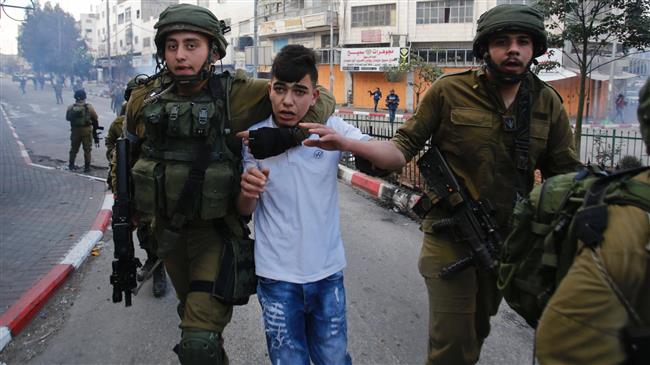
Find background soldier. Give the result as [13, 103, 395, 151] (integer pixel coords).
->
[302, 4, 581, 364]
[535, 79, 650, 365]
[65, 89, 100, 173]
[119, 4, 334, 364]
[53, 81, 64, 104]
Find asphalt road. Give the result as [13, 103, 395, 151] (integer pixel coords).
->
[0, 74, 534, 364]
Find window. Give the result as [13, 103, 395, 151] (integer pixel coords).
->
[416, 0, 473, 24]
[351, 4, 396, 27]
[119, 40, 123, 47]
[125, 7, 131, 22]
[134, 36, 139, 45]
[497, 0, 534, 4]
[143, 37, 151, 48]
[415, 48, 478, 65]
[321, 34, 339, 48]
[118, 13, 124, 25]
[126, 27, 132, 46]
[136, 9, 140, 19]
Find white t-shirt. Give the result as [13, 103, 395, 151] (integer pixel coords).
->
[242, 115, 370, 284]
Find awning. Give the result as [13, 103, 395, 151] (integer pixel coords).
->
[566, 68, 637, 81]
[537, 67, 577, 82]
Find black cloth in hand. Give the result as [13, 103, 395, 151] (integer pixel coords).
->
[248, 127, 299, 159]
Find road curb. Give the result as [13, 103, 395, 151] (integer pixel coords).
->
[0, 193, 113, 352]
[337, 165, 422, 215]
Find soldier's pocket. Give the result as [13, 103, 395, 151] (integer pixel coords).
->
[200, 161, 236, 220]
[447, 107, 495, 154]
[132, 159, 159, 216]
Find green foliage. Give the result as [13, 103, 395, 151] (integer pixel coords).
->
[534, 0, 650, 152]
[17, 2, 93, 78]
[592, 135, 623, 168]
[383, 52, 443, 107]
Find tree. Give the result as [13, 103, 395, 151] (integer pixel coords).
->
[535, 0, 650, 152]
[72, 44, 94, 80]
[383, 52, 443, 108]
[17, 1, 92, 78]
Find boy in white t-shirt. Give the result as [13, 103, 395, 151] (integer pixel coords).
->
[236, 45, 368, 365]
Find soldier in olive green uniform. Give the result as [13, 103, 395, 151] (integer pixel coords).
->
[303, 5, 580, 364]
[66, 89, 100, 173]
[535, 79, 650, 365]
[119, 4, 333, 364]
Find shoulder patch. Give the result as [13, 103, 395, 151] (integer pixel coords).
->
[437, 69, 473, 80]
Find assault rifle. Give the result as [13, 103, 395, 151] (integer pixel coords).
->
[416, 146, 502, 279]
[109, 138, 141, 306]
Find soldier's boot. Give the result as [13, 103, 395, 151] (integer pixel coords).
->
[83, 162, 91, 173]
[136, 257, 156, 282]
[68, 157, 77, 171]
[174, 330, 229, 365]
[152, 263, 167, 298]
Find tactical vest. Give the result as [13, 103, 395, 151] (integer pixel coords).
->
[69, 104, 91, 127]
[131, 73, 238, 221]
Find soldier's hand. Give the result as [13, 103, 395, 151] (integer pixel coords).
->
[94, 138, 100, 148]
[300, 123, 346, 151]
[240, 167, 270, 199]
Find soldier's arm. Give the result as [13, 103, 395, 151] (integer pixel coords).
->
[391, 83, 442, 163]
[538, 92, 582, 178]
[229, 70, 334, 136]
[88, 104, 100, 125]
[105, 117, 123, 162]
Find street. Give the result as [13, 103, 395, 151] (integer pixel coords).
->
[0, 74, 534, 364]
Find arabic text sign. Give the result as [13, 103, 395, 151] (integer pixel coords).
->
[341, 47, 401, 72]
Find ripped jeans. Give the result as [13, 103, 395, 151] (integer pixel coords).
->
[257, 271, 352, 365]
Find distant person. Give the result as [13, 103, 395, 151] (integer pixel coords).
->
[53, 82, 64, 104]
[368, 87, 382, 112]
[38, 74, 45, 90]
[32, 76, 37, 90]
[19, 77, 26, 94]
[385, 89, 400, 123]
[615, 93, 627, 123]
[65, 89, 100, 173]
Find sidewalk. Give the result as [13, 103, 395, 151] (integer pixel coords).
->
[0, 106, 111, 351]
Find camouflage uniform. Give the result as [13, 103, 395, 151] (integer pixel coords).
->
[66, 93, 99, 172]
[390, 5, 581, 364]
[535, 78, 650, 365]
[120, 4, 334, 364]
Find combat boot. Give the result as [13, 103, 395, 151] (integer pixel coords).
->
[83, 163, 91, 173]
[153, 264, 167, 298]
[68, 159, 77, 170]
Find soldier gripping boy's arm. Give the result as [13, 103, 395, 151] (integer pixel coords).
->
[304, 5, 581, 364]
[111, 4, 335, 364]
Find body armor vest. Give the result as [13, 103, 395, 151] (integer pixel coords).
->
[131, 73, 239, 221]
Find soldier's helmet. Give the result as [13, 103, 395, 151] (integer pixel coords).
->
[154, 4, 228, 61]
[74, 89, 87, 101]
[638, 78, 650, 154]
[473, 4, 547, 60]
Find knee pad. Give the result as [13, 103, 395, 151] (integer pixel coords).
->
[177, 329, 228, 365]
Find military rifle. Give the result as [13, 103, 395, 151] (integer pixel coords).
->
[109, 138, 141, 306]
[416, 146, 502, 279]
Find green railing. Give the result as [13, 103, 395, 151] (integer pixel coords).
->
[335, 113, 647, 192]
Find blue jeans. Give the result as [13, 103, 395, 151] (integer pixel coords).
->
[257, 271, 352, 365]
[388, 108, 396, 123]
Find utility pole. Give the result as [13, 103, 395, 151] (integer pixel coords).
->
[607, 40, 617, 122]
[106, 0, 112, 83]
[329, 0, 334, 94]
[253, 0, 258, 78]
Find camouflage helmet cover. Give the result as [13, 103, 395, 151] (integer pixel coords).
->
[473, 4, 548, 60]
[154, 4, 228, 59]
[638, 78, 650, 154]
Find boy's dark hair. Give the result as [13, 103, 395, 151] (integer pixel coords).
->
[271, 44, 318, 85]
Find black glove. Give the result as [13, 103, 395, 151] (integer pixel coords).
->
[93, 126, 104, 148]
[354, 155, 392, 178]
[248, 127, 299, 159]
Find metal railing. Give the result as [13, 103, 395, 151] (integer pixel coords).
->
[335, 113, 647, 193]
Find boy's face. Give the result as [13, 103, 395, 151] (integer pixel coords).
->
[268, 74, 319, 127]
[164, 31, 213, 77]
